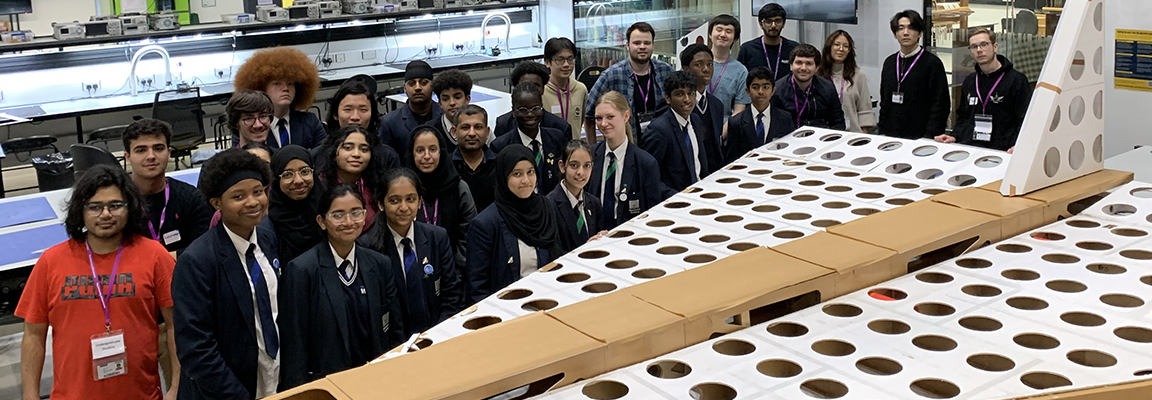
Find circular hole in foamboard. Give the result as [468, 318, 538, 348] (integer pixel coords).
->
[1115, 326, 1152, 343]
[851, 208, 881, 216]
[909, 378, 961, 399]
[947, 175, 977, 187]
[701, 192, 726, 199]
[772, 173, 798, 181]
[850, 156, 876, 166]
[823, 201, 851, 209]
[582, 380, 630, 400]
[1031, 231, 1066, 241]
[1122, 249, 1152, 260]
[913, 335, 958, 352]
[728, 164, 749, 170]
[861, 176, 888, 183]
[462, 315, 502, 330]
[671, 226, 701, 235]
[799, 180, 825, 187]
[713, 339, 756, 356]
[1067, 349, 1118, 368]
[1050, 105, 1062, 132]
[632, 268, 666, 279]
[856, 357, 903, 376]
[812, 339, 856, 357]
[1061, 311, 1106, 327]
[1042, 253, 1082, 264]
[690, 208, 718, 216]
[915, 302, 956, 317]
[886, 198, 914, 207]
[582, 282, 617, 294]
[688, 383, 737, 400]
[913, 145, 939, 157]
[1022, 372, 1073, 390]
[1070, 140, 1086, 170]
[792, 194, 820, 202]
[629, 237, 658, 246]
[879, 141, 903, 151]
[497, 288, 533, 300]
[822, 303, 863, 317]
[647, 219, 675, 227]
[922, 188, 948, 195]
[750, 169, 773, 175]
[811, 219, 842, 228]
[1138, 370, 1152, 376]
[783, 212, 812, 221]
[766, 188, 793, 196]
[557, 272, 591, 283]
[579, 250, 610, 259]
[646, 360, 692, 379]
[1007, 296, 1050, 311]
[974, 155, 1003, 168]
[753, 204, 781, 213]
[996, 243, 1032, 253]
[760, 156, 784, 162]
[1113, 228, 1148, 237]
[825, 185, 853, 193]
[821, 151, 845, 161]
[664, 201, 691, 209]
[608, 230, 634, 238]
[765, 142, 789, 151]
[657, 246, 688, 255]
[968, 354, 1017, 372]
[728, 242, 758, 252]
[775, 230, 805, 239]
[892, 182, 920, 190]
[745, 223, 775, 231]
[1066, 219, 1101, 228]
[684, 254, 718, 264]
[1086, 263, 1126, 275]
[1093, 1, 1103, 31]
[916, 272, 954, 284]
[1076, 241, 1114, 251]
[956, 258, 993, 269]
[726, 199, 753, 207]
[541, 263, 563, 273]
[606, 259, 639, 269]
[799, 379, 849, 399]
[1144, 275, 1152, 287]
[413, 337, 434, 349]
[868, 288, 908, 301]
[959, 316, 1003, 332]
[700, 234, 731, 243]
[856, 192, 884, 199]
[767, 322, 809, 337]
[739, 182, 765, 189]
[1103, 203, 1138, 216]
[717, 177, 740, 184]
[793, 146, 817, 155]
[522, 299, 559, 312]
[943, 150, 971, 162]
[916, 169, 944, 180]
[1071, 50, 1086, 80]
[962, 284, 1003, 297]
[1047, 280, 1088, 293]
[868, 319, 911, 335]
[848, 137, 872, 146]
[1002, 269, 1041, 281]
[793, 130, 815, 138]
[1015, 333, 1061, 350]
[1101, 293, 1145, 308]
[1093, 90, 1104, 121]
[686, 187, 704, 193]
[1043, 147, 1061, 178]
[1132, 187, 1152, 199]
[808, 165, 833, 172]
[834, 171, 861, 178]
[1070, 96, 1087, 126]
[758, 359, 803, 378]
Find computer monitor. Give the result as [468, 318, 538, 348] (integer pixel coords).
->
[0, 0, 32, 15]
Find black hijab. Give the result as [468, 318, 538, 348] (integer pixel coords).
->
[268, 145, 325, 263]
[494, 145, 563, 258]
[405, 128, 464, 242]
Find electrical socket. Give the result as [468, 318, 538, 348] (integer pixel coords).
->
[213, 68, 228, 81]
[335, 53, 345, 63]
[81, 81, 101, 96]
[361, 50, 376, 60]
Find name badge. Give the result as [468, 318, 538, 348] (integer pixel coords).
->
[91, 330, 127, 381]
[974, 114, 993, 142]
[628, 200, 641, 214]
[892, 92, 905, 104]
[968, 96, 978, 106]
[162, 230, 181, 245]
[551, 105, 562, 114]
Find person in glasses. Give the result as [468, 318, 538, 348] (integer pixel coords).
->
[405, 126, 477, 269]
[817, 30, 876, 133]
[737, 3, 797, 81]
[543, 38, 589, 142]
[267, 145, 325, 264]
[229, 90, 276, 148]
[937, 28, 1030, 152]
[279, 183, 405, 389]
[358, 168, 465, 335]
[17, 165, 179, 400]
[494, 61, 574, 140]
[490, 83, 565, 195]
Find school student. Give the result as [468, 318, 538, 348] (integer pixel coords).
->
[267, 145, 325, 264]
[680, 43, 726, 144]
[542, 38, 590, 141]
[425, 69, 475, 154]
[358, 169, 465, 335]
[242, 142, 273, 164]
[466, 145, 564, 304]
[494, 61, 574, 140]
[878, 9, 950, 139]
[317, 126, 389, 232]
[379, 61, 443, 152]
[724, 66, 797, 163]
[234, 47, 326, 149]
[452, 104, 499, 211]
[228, 90, 275, 148]
[547, 140, 604, 255]
[174, 149, 279, 400]
[406, 126, 478, 267]
[324, 81, 401, 169]
[641, 71, 723, 192]
[771, 44, 847, 130]
[737, 3, 798, 81]
[490, 83, 566, 195]
[585, 91, 671, 230]
[279, 184, 406, 389]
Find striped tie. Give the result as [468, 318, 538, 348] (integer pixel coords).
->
[575, 201, 586, 235]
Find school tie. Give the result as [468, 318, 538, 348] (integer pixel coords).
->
[401, 238, 416, 275]
[756, 112, 766, 144]
[246, 244, 278, 359]
[602, 152, 617, 224]
[339, 260, 354, 283]
[682, 124, 698, 183]
[277, 119, 289, 148]
[531, 139, 543, 192]
[399, 237, 428, 330]
[575, 200, 586, 235]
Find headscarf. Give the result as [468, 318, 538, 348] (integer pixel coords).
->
[405, 128, 462, 238]
[494, 145, 563, 258]
[268, 145, 325, 262]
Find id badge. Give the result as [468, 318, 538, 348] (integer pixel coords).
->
[974, 114, 993, 142]
[628, 200, 640, 214]
[551, 105, 562, 114]
[91, 329, 127, 381]
[162, 230, 181, 245]
[892, 92, 905, 104]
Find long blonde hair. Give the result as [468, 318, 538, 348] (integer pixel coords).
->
[594, 91, 634, 143]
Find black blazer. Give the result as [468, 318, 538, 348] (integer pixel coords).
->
[465, 205, 556, 304]
[546, 184, 602, 254]
[278, 242, 405, 389]
[173, 224, 280, 400]
[489, 126, 565, 195]
[723, 105, 797, 163]
[231, 110, 327, 150]
[493, 111, 574, 140]
[692, 92, 726, 145]
[378, 103, 444, 152]
[357, 221, 465, 335]
[420, 117, 457, 155]
[640, 110, 723, 192]
[585, 141, 672, 230]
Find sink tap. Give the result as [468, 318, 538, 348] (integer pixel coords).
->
[480, 12, 511, 56]
[129, 45, 173, 96]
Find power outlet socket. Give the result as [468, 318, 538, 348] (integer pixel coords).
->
[335, 53, 345, 63]
[81, 81, 101, 96]
[213, 68, 228, 81]
[361, 50, 376, 60]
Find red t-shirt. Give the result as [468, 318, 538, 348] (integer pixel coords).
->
[16, 236, 175, 400]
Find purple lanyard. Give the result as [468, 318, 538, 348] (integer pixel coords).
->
[894, 46, 925, 92]
[708, 58, 730, 95]
[791, 77, 812, 127]
[975, 72, 1006, 114]
[86, 243, 124, 332]
[147, 182, 170, 242]
[837, 76, 847, 101]
[553, 79, 571, 121]
[420, 199, 439, 225]
[632, 63, 653, 108]
[762, 39, 783, 81]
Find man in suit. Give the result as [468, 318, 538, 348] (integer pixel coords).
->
[493, 61, 574, 140]
[173, 149, 280, 400]
[724, 66, 796, 163]
[680, 43, 726, 145]
[640, 71, 723, 192]
[490, 83, 566, 195]
[233, 47, 326, 149]
[379, 61, 444, 153]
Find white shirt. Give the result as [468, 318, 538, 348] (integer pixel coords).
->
[517, 238, 538, 278]
[441, 115, 458, 145]
[561, 182, 581, 209]
[696, 90, 708, 113]
[900, 46, 923, 58]
[329, 243, 358, 285]
[270, 113, 291, 147]
[601, 138, 628, 202]
[754, 103, 773, 143]
[389, 223, 416, 282]
[518, 128, 541, 149]
[223, 224, 280, 398]
[673, 112, 703, 180]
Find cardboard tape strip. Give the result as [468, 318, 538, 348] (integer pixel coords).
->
[1038, 82, 1062, 94]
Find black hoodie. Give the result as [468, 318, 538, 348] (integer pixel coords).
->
[952, 54, 1032, 151]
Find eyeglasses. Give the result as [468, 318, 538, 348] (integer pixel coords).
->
[550, 56, 576, 66]
[514, 106, 544, 114]
[327, 208, 367, 222]
[968, 41, 993, 50]
[762, 18, 785, 26]
[832, 43, 851, 50]
[241, 114, 272, 126]
[280, 167, 314, 181]
[85, 201, 128, 217]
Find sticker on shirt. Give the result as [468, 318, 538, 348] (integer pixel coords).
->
[162, 230, 181, 245]
[92, 330, 127, 381]
[974, 114, 993, 142]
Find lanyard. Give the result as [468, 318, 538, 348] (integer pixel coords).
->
[632, 64, 653, 110]
[420, 199, 439, 225]
[147, 181, 170, 242]
[708, 58, 730, 95]
[86, 243, 125, 332]
[762, 39, 783, 81]
[791, 77, 812, 128]
[894, 46, 925, 92]
[975, 72, 1006, 114]
[552, 78, 571, 122]
[837, 75, 847, 101]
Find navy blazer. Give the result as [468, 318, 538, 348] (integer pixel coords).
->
[231, 110, 327, 150]
[489, 126, 565, 195]
[640, 110, 723, 192]
[378, 103, 444, 153]
[465, 205, 556, 304]
[692, 92, 726, 145]
[546, 184, 602, 254]
[493, 111, 574, 140]
[586, 141, 672, 230]
[723, 105, 797, 164]
[173, 224, 279, 400]
[356, 221, 464, 335]
[278, 242, 405, 389]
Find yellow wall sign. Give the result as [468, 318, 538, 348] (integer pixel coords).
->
[1115, 29, 1152, 92]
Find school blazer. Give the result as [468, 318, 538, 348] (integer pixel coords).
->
[489, 126, 565, 195]
[723, 106, 797, 164]
[230, 110, 327, 150]
[546, 184, 602, 254]
[356, 221, 465, 335]
[173, 224, 280, 400]
[692, 92, 726, 144]
[378, 103, 444, 152]
[640, 110, 723, 192]
[586, 141, 672, 230]
[465, 205, 556, 304]
[278, 242, 405, 390]
[493, 111, 574, 140]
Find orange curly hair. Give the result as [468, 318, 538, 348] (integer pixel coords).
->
[233, 47, 320, 111]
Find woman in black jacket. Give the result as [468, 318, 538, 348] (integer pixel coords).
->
[267, 145, 325, 263]
[405, 126, 478, 268]
[547, 140, 604, 254]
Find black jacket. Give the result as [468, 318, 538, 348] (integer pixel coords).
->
[465, 205, 557, 304]
[231, 110, 327, 150]
[737, 36, 799, 81]
[952, 55, 1032, 151]
[278, 242, 405, 389]
[771, 76, 846, 130]
[489, 126, 566, 195]
[546, 184, 602, 254]
[640, 110, 723, 192]
[723, 105, 797, 163]
[878, 48, 951, 139]
[147, 177, 213, 254]
[693, 92, 726, 144]
[493, 111, 574, 140]
[585, 141, 672, 230]
[378, 103, 444, 152]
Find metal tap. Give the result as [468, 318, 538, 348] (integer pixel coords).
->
[480, 12, 511, 56]
[129, 45, 173, 96]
